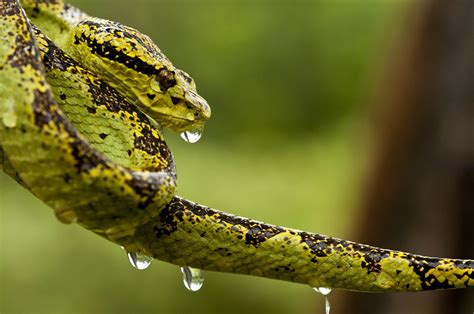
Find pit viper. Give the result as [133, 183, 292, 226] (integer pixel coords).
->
[1, 0, 473, 293]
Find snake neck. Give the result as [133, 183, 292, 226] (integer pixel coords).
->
[20, 0, 87, 48]
[21, 4, 147, 123]
[20, 3, 126, 100]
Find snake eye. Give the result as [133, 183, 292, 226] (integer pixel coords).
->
[155, 68, 176, 91]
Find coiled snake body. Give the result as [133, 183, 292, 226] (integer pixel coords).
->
[1, 0, 473, 293]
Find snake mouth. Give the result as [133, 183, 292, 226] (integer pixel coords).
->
[153, 112, 205, 133]
[147, 95, 211, 133]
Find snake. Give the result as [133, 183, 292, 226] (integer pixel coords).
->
[1, 0, 473, 293]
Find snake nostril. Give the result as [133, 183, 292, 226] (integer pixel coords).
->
[171, 96, 180, 105]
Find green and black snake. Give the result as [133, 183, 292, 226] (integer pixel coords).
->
[0, 0, 473, 293]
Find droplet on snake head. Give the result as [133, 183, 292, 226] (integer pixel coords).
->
[313, 287, 332, 314]
[127, 252, 153, 270]
[180, 127, 203, 144]
[180, 266, 204, 291]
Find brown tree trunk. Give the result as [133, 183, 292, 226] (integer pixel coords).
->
[336, 0, 473, 313]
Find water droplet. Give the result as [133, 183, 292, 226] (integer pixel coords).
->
[324, 296, 330, 314]
[127, 252, 153, 270]
[314, 287, 332, 314]
[180, 266, 204, 291]
[313, 287, 332, 295]
[180, 127, 203, 144]
[54, 209, 78, 224]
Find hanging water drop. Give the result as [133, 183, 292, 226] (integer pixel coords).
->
[180, 266, 204, 291]
[313, 287, 332, 295]
[180, 127, 203, 144]
[313, 287, 332, 314]
[54, 209, 78, 224]
[323, 296, 330, 314]
[127, 252, 153, 270]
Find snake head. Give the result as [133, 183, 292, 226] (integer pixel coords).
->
[148, 67, 211, 132]
[68, 17, 211, 133]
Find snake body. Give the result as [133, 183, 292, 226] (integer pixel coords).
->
[1, 0, 473, 293]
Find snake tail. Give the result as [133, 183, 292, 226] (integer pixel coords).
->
[129, 196, 474, 292]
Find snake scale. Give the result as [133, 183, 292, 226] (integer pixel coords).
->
[1, 0, 473, 293]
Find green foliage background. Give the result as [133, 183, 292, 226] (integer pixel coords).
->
[1, 0, 407, 313]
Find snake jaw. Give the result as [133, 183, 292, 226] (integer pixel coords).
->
[146, 101, 208, 133]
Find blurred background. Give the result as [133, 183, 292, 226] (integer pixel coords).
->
[1, 0, 472, 313]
